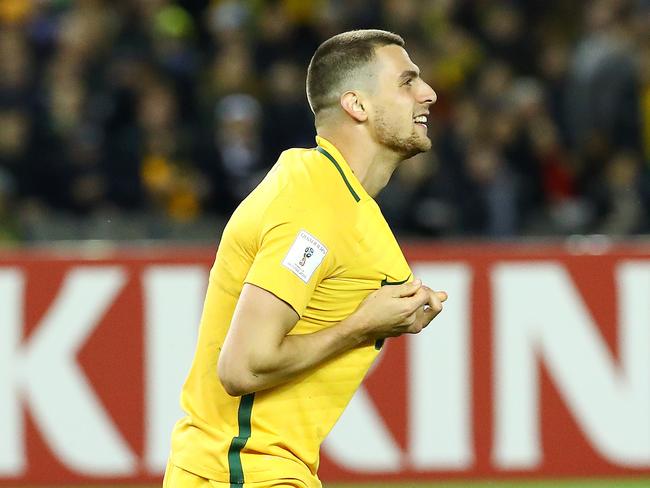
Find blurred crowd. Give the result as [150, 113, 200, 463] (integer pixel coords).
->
[0, 0, 649, 241]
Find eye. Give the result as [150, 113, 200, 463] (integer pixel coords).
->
[403, 78, 413, 87]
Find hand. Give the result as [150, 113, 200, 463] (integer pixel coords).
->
[351, 279, 448, 342]
[415, 285, 448, 333]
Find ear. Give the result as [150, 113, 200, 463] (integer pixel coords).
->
[340, 91, 368, 122]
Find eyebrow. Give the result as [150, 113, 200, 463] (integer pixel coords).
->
[398, 69, 420, 82]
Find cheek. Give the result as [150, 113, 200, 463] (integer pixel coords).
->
[387, 110, 413, 133]
[386, 100, 412, 122]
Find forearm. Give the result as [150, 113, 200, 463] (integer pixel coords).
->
[219, 314, 371, 396]
[258, 316, 371, 376]
[218, 279, 442, 396]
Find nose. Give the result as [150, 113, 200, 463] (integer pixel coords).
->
[420, 80, 437, 106]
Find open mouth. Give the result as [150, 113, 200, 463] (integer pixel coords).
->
[414, 114, 428, 129]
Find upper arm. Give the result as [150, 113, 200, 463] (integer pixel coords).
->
[218, 193, 336, 395]
[218, 283, 299, 395]
[244, 190, 336, 317]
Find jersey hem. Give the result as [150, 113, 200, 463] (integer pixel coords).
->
[171, 453, 318, 486]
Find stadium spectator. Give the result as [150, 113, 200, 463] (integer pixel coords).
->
[0, 0, 648, 241]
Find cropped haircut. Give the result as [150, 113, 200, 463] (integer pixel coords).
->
[306, 29, 405, 117]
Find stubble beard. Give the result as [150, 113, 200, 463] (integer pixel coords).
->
[374, 107, 432, 160]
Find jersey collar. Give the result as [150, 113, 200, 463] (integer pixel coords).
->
[315, 136, 370, 203]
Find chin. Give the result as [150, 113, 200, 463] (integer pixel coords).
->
[401, 136, 431, 158]
[378, 129, 432, 158]
[417, 135, 432, 152]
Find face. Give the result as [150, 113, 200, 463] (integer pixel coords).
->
[366, 44, 437, 158]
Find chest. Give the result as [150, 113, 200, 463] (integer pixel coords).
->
[303, 202, 411, 326]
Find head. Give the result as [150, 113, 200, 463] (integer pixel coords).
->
[307, 29, 436, 158]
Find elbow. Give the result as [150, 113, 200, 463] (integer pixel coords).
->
[217, 356, 257, 397]
[220, 378, 251, 398]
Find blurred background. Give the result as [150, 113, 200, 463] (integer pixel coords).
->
[0, 0, 649, 243]
[1, 2, 650, 487]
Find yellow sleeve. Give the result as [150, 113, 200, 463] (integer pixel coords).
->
[244, 205, 335, 317]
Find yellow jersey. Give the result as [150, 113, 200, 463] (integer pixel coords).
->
[170, 136, 412, 487]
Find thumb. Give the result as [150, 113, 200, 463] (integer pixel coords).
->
[395, 278, 422, 298]
[435, 291, 448, 302]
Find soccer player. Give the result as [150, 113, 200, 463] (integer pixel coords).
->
[165, 29, 447, 488]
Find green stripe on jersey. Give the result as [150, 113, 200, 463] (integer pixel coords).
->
[228, 393, 255, 486]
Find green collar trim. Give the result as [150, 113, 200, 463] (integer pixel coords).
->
[316, 146, 361, 203]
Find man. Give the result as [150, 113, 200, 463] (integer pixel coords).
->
[165, 29, 447, 488]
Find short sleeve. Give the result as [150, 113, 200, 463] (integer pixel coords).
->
[244, 215, 334, 317]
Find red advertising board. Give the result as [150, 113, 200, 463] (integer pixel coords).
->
[1, 242, 649, 485]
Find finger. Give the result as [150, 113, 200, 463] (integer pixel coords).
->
[394, 278, 422, 298]
[422, 287, 433, 312]
[406, 320, 425, 334]
[403, 311, 417, 327]
[420, 288, 448, 310]
[401, 287, 431, 311]
[421, 286, 448, 302]
[423, 288, 444, 315]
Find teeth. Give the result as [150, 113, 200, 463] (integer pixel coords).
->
[414, 115, 427, 124]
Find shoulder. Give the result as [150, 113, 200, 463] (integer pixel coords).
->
[229, 147, 359, 254]
[265, 148, 357, 222]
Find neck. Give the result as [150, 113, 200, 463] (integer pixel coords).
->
[317, 125, 402, 197]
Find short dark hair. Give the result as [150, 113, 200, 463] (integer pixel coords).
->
[306, 29, 405, 116]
